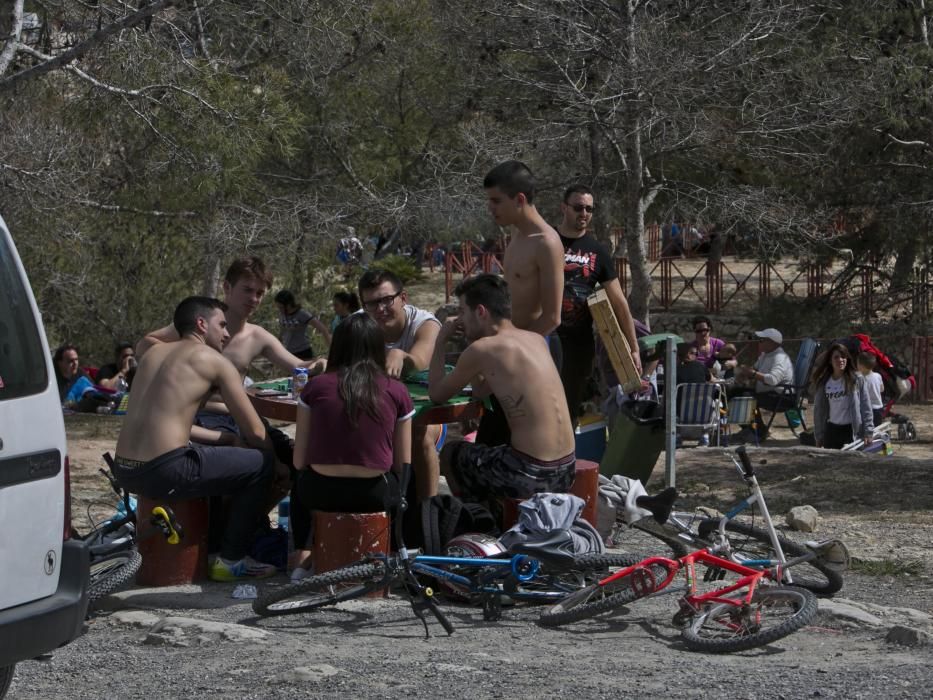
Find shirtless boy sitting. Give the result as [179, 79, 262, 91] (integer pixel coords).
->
[428, 274, 576, 502]
[137, 256, 324, 448]
[113, 297, 278, 581]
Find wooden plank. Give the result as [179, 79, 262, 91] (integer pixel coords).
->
[587, 289, 643, 393]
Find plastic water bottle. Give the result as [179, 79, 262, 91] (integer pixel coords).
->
[292, 367, 308, 398]
[277, 496, 290, 531]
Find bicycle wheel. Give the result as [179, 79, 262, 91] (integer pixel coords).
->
[538, 561, 668, 627]
[505, 553, 642, 603]
[88, 548, 142, 602]
[615, 517, 690, 559]
[252, 561, 386, 617]
[682, 585, 818, 653]
[699, 519, 843, 595]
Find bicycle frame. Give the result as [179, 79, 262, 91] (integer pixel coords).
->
[651, 449, 800, 583]
[603, 548, 776, 618]
[411, 554, 540, 595]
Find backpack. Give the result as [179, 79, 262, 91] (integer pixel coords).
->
[402, 495, 498, 555]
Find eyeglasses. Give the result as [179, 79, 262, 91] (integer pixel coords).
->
[694, 327, 710, 333]
[569, 204, 594, 214]
[362, 291, 402, 311]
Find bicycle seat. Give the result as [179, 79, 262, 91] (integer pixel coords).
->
[506, 531, 578, 569]
[634, 487, 678, 524]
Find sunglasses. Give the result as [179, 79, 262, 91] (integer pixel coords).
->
[569, 204, 594, 213]
[362, 291, 401, 312]
[694, 327, 710, 333]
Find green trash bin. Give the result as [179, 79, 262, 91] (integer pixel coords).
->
[600, 400, 666, 485]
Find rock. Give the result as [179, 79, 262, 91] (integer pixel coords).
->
[786, 505, 819, 532]
[818, 600, 884, 626]
[271, 665, 341, 684]
[110, 610, 161, 628]
[885, 625, 931, 647]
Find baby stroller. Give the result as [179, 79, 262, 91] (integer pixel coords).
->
[835, 333, 917, 441]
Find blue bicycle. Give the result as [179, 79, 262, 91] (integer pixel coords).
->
[252, 468, 636, 633]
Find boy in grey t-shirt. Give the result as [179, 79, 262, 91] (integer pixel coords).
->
[857, 352, 885, 426]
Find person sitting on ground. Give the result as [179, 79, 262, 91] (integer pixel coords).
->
[429, 274, 576, 504]
[359, 268, 442, 501]
[112, 296, 280, 581]
[330, 290, 360, 333]
[289, 313, 413, 580]
[53, 344, 89, 404]
[95, 342, 137, 391]
[689, 316, 729, 371]
[811, 343, 874, 450]
[273, 289, 332, 361]
[856, 352, 885, 427]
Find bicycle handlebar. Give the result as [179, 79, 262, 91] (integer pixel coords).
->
[735, 446, 754, 477]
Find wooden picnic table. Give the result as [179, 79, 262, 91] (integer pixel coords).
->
[247, 378, 484, 426]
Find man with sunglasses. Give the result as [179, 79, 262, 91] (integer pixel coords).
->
[556, 185, 641, 424]
[358, 268, 442, 500]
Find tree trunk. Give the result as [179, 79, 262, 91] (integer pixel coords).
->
[620, 0, 651, 325]
[588, 122, 612, 248]
[200, 258, 221, 297]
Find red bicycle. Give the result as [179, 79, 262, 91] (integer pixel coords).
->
[540, 534, 818, 652]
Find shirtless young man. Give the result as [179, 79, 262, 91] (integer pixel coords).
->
[480, 161, 566, 446]
[483, 161, 565, 341]
[137, 257, 324, 446]
[429, 275, 576, 502]
[358, 269, 442, 500]
[113, 297, 278, 581]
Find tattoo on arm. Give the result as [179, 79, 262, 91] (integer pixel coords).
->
[500, 394, 526, 418]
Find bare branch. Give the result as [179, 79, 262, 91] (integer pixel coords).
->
[0, 0, 25, 77]
[76, 199, 200, 218]
[0, 0, 175, 92]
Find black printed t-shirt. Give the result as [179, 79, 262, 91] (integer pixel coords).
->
[557, 231, 618, 339]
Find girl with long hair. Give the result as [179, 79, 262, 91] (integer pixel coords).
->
[810, 343, 874, 449]
[290, 313, 413, 577]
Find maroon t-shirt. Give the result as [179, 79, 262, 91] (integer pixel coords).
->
[298, 372, 414, 472]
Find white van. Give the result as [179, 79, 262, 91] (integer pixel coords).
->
[0, 214, 89, 697]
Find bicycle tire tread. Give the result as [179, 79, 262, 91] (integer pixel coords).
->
[252, 561, 385, 617]
[88, 549, 142, 602]
[701, 519, 843, 595]
[681, 585, 818, 653]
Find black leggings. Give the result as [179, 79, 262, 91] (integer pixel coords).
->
[823, 422, 854, 450]
[559, 333, 596, 426]
[290, 469, 397, 551]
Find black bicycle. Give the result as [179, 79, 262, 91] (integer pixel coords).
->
[75, 453, 183, 604]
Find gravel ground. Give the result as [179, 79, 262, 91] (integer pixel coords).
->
[13, 405, 930, 699]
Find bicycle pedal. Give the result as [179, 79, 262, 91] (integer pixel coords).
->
[150, 506, 183, 544]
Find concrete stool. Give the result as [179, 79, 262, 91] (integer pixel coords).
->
[313, 511, 390, 597]
[136, 497, 210, 586]
[500, 459, 600, 531]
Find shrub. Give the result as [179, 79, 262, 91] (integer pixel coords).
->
[368, 254, 424, 285]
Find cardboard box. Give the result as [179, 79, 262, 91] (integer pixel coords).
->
[587, 289, 642, 393]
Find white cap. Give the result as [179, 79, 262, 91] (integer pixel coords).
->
[754, 328, 783, 345]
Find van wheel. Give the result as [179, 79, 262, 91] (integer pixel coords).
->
[0, 664, 15, 699]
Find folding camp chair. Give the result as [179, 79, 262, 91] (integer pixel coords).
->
[675, 383, 724, 446]
[758, 337, 820, 435]
[723, 395, 759, 447]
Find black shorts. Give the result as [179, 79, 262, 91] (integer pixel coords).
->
[445, 441, 575, 503]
